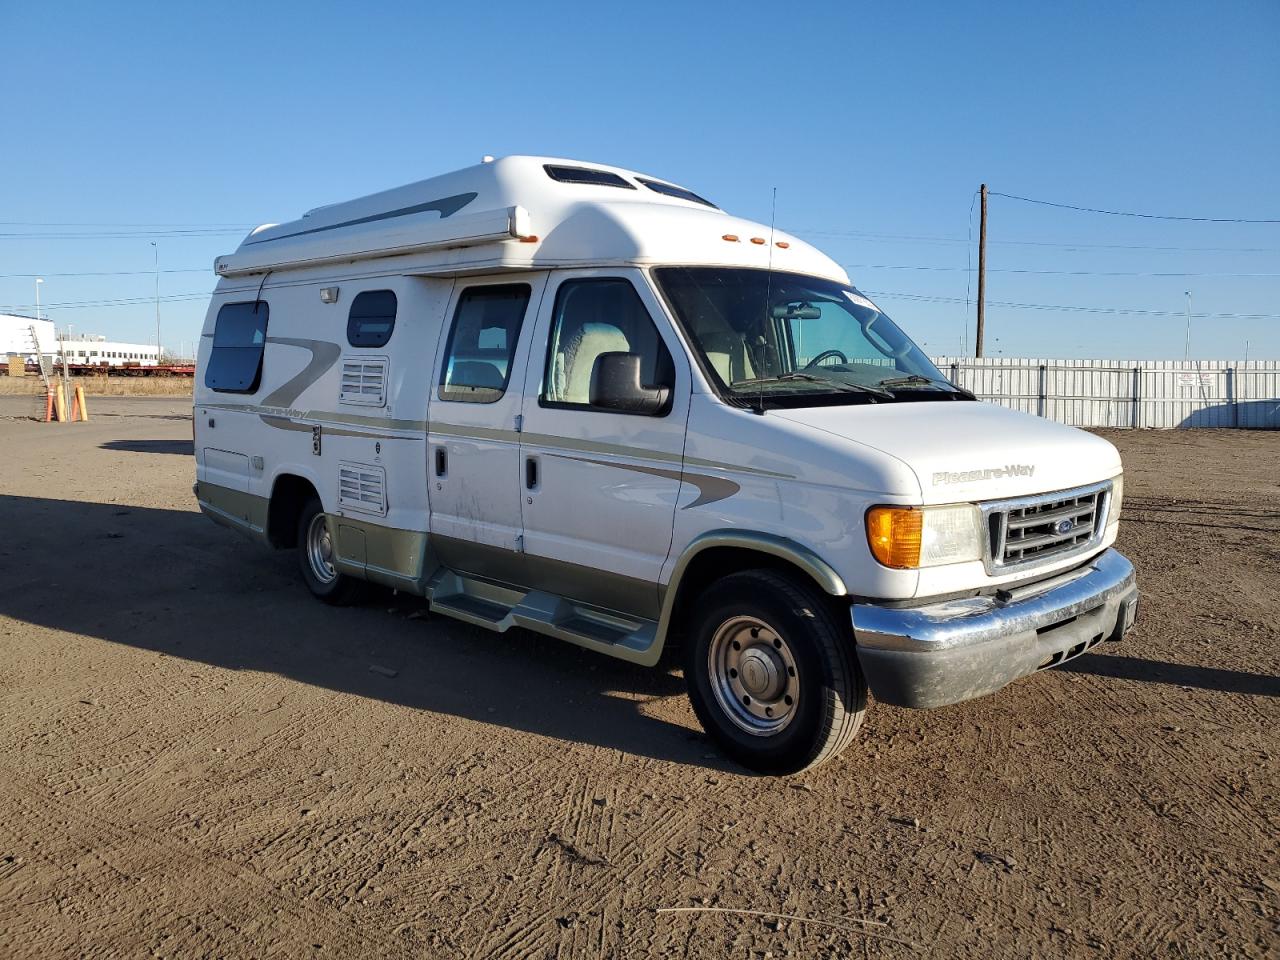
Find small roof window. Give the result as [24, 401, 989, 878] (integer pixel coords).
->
[543, 164, 636, 189]
[637, 177, 717, 208]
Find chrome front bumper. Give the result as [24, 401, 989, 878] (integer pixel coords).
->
[852, 548, 1138, 708]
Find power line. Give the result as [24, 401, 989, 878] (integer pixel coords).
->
[0, 229, 247, 240]
[989, 191, 1280, 224]
[0, 268, 208, 279]
[5, 262, 1274, 282]
[845, 263, 1280, 278]
[0, 292, 211, 312]
[9, 283, 1280, 323]
[864, 289, 1280, 321]
[0, 221, 254, 228]
[793, 227, 1280, 253]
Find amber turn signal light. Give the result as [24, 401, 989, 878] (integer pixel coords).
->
[866, 507, 923, 569]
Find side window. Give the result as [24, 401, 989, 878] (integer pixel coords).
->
[205, 301, 269, 394]
[542, 278, 673, 411]
[438, 284, 531, 403]
[347, 290, 397, 348]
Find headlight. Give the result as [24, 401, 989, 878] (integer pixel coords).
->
[866, 504, 984, 569]
[1109, 474, 1123, 522]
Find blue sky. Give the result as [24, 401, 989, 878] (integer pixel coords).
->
[2, 0, 1277, 359]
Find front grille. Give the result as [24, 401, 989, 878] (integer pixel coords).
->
[986, 482, 1109, 571]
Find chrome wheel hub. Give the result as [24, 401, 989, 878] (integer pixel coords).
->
[707, 615, 800, 736]
[306, 513, 337, 585]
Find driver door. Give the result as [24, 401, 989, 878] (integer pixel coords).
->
[516, 269, 690, 620]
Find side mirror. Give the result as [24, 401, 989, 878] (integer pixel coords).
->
[589, 352, 670, 415]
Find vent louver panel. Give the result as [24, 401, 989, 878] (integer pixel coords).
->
[338, 462, 387, 515]
[339, 357, 387, 407]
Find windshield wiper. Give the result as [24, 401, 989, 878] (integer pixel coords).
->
[734, 372, 893, 398]
[878, 374, 975, 398]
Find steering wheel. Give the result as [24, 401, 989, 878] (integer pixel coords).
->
[804, 349, 848, 369]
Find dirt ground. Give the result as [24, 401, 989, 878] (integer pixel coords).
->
[0, 398, 1276, 959]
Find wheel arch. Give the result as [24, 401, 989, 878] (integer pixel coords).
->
[267, 472, 321, 548]
[651, 531, 848, 665]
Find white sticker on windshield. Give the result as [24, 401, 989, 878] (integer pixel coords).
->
[843, 290, 878, 311]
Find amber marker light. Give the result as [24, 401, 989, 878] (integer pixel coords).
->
[750, 237, 766, 244]
[722, 234, 740, 242]
[775, 241, 790, 249]
[866, 506, 923, 569]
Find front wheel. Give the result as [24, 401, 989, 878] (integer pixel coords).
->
[297, 496, 368, 605]
[684, 569, 867, 774]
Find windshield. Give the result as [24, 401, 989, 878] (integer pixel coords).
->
[653, 267, 966, 409]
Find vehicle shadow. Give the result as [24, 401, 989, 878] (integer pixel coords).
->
[0, 494, 724, 770]
[100, 439, 195, 455]
[1061, 653, 1279, 698]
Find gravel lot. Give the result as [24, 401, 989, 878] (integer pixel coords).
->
[1, 398, 1276, 958]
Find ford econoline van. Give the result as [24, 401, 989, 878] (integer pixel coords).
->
[194, 156, 1138, 773]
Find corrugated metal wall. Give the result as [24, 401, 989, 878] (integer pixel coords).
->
[930, 358, 1280, 429]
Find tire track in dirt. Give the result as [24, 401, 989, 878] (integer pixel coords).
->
[0, 768, 414, 959]
[477, 771, 701, 960]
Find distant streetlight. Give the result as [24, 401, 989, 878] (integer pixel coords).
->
[1183, 291, 1193, 363]
[34, 277, 43, 322]
[151, 241, 162, 363]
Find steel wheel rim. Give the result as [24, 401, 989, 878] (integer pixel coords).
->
[707, 615, 800, 736]
[306, 512, 337, 585]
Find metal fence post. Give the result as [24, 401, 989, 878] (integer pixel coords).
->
[1038, 364, 1047, 418]
[950, 361, 959, 388]
[1229, 366, 1239, 428]
[1131, 366, 1141, 428]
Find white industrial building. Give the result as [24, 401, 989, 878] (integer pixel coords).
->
[0, 314, 160, 368]
[0, 313, 57, 361]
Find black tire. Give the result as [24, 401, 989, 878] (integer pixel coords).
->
[684, 569, 867, 775]
[296, 496, 368, 606]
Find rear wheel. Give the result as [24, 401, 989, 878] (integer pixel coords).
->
[297, 496, 367, 605]
[684, 569, 866, 774]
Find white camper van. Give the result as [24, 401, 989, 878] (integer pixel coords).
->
[194, 156, 1138, 773]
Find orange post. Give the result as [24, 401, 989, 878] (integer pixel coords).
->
[71, 384, 89, 422]
[44, 386, 55, 422]
[53, 383, 67, 422]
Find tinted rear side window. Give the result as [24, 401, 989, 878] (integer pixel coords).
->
[205, 301, 268, 393]
[637, 177, 716, 208]
[438, 284, 532, 403]
[543, 165, 636, 189]
[347, 290, 397, 347]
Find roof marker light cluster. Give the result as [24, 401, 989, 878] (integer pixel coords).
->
[721, 234, 789, 249]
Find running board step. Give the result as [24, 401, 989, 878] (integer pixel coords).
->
[424, 569, 658, 663]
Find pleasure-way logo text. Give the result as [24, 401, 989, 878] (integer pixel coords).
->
[932, 464, 1036, 485]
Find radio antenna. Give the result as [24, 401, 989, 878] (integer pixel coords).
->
[755, 186, 778, 415]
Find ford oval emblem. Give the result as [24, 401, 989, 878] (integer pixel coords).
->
[1054, 518, 1075, 535]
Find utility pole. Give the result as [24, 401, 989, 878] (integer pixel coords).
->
[975, 184, 988, 358]
[151, 241, 162, 363]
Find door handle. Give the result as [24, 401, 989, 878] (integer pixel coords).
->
[525, 456, 538, 490]
[435, 446, 447, 477]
